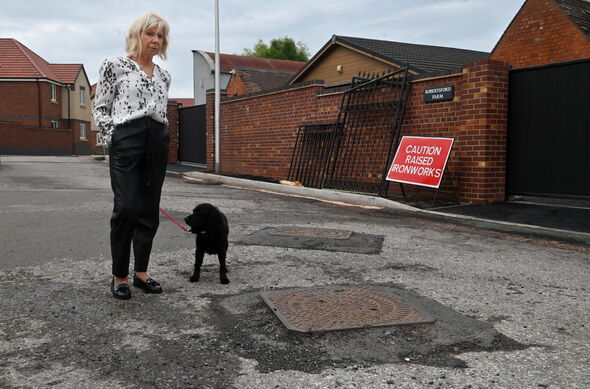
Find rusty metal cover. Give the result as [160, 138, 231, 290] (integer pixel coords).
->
[260, 286, 435, 333]
[270, 226, 353, 240]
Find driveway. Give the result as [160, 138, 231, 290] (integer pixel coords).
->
[0, 156, 588, 388]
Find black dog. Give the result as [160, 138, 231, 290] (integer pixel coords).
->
[184, 203, 229, 284]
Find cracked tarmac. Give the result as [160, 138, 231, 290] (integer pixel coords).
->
[0, 156, 589, 389]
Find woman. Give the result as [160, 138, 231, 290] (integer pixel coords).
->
[93, 12, 171, 299]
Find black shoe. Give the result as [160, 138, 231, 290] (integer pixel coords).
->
[133, 275, 163, 293]
[111, 279, 131, 300]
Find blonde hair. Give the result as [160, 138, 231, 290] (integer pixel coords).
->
[125, 12, 170, 60]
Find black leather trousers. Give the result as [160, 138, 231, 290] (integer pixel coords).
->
[109, 117, 169, 278]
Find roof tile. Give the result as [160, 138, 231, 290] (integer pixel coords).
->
[233, 68, 295, 93]
[555, 0, 590, 39]
[336, 36, 489, 73]
[49, 64, 82, 84]
[0, 38, 80, 83]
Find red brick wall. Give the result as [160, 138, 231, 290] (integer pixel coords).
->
[166, 101, 179, 163]
[402, 60, 509, 203]
[490, 0, 590, 68]
[205, 83, 339, 178]
[0, 82, 40, 126]
[0, 81, 63, 127]
[0, 120, 72, 155]
[203, 61, 509, 204]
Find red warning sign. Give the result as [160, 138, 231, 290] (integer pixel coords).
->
[386, 136, 454, 188]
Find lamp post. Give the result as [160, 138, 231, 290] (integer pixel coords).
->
[214, 0, 221, 174]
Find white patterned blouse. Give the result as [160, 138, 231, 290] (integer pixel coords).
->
[93, 56, 171, 143]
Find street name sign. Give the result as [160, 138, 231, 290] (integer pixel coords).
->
[386, 136, 454, 188]
[424, 86, 454, 103]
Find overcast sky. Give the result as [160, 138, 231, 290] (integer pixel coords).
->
[1, 0, 523, 98]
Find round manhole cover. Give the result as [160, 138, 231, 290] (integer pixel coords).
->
[260, 286, 435, 332]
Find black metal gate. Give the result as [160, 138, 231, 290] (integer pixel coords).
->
[288, 68, 410, 196]
[508, 59, 590, 199]
[178, 104, 206, 165]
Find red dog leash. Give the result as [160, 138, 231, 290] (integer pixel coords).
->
[159, 207, 189, 232]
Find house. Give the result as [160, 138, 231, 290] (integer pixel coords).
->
[0, 38, 95, 155]
[226, 68, 297, 97]
[192, 50, 304, 104]
[490, 0, 590, 68]
[289, 35, 490, 86]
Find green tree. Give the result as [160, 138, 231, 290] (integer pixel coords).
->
[243, 36, 310, 62]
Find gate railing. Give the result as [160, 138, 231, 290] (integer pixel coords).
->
[287, 68, 410, 196]
[287, 122, 339, 188]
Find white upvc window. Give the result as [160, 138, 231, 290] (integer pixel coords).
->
[79, 86, 85, 106]
[80, 123, 87, 140]
[50, 120, 59, 128]
[51, 84, 57, 102]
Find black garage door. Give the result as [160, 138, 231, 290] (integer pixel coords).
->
[178, 104, 206, 165]
[508, 58, 590, 199]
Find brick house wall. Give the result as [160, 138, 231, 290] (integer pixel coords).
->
[1, 66, 95, 155]
[0, 82, 39, 126]
[0, 81, 79, 155]
[490, 0, 590, 68]
[0, 81, 63, 127]
[202, 60, 509, 204]
[226, 74, 248, 97]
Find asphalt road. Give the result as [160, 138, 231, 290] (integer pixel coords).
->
[0, 156, 588, 389]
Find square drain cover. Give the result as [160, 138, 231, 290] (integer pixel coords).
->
[260, 285, 435, 333]
[238, 227, 384, 254]
[270, 226, 352, 240]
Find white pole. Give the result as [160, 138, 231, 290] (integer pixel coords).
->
[214, 0, 221, 174]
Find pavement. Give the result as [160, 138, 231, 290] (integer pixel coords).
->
[170, 163, 590, 248]
[1, 156, 589, 389]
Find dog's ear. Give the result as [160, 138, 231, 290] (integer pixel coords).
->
[206, 206, 223, 235]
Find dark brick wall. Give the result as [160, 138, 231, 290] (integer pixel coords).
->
[491, 0, 590, 68]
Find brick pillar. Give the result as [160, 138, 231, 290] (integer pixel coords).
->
[458, 60, 509, 204]
[167, 101, 179, 163]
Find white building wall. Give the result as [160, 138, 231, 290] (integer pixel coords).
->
[193, 50, 231, 105]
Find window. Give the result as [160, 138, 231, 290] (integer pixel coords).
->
[51, 84, 57, 102]
[50, 120, 59, 128]
[79, 86, 85, 106]
[80, 123, 86, 140]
